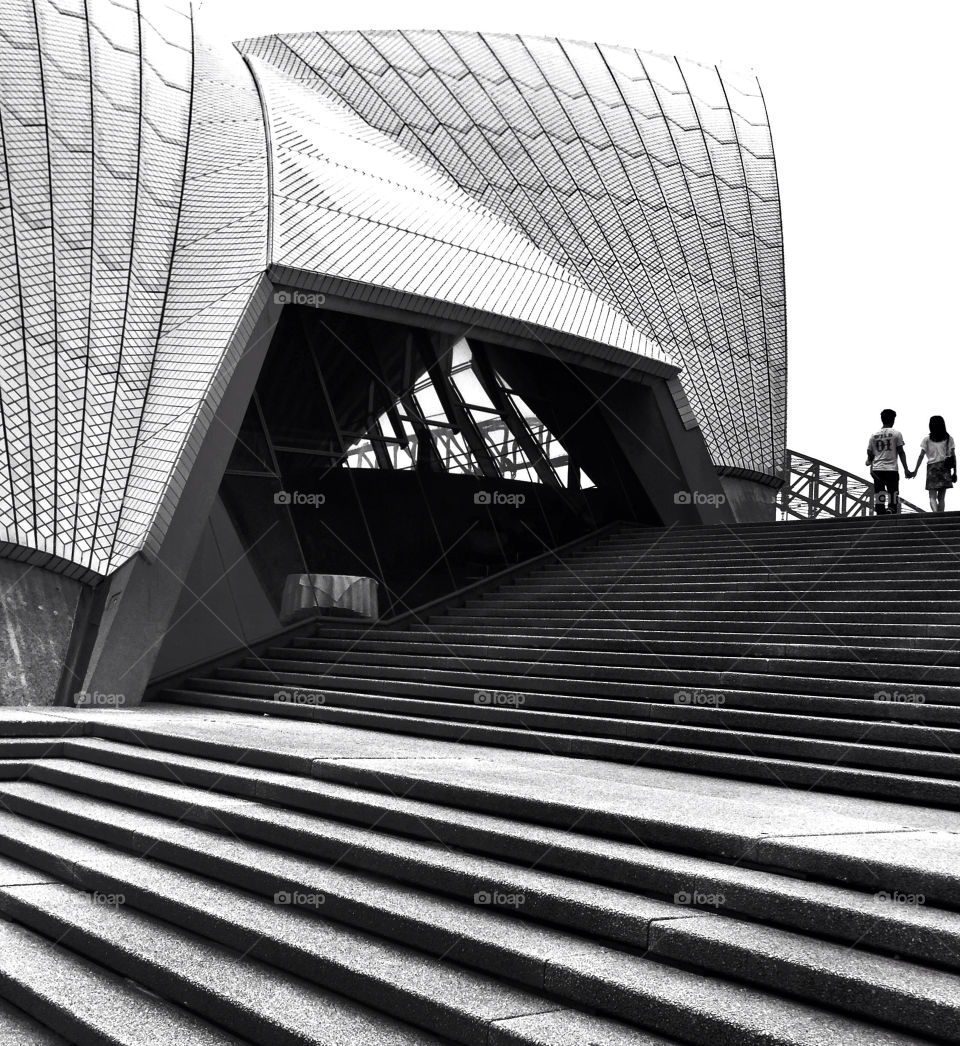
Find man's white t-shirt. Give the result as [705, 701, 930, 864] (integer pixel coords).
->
[920, 434, 956, 464]
[867, 427, 904, 472]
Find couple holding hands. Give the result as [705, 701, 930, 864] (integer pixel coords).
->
[866, 409, 957, 514]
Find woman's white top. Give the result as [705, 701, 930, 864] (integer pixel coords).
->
[921, 435, 956, 463]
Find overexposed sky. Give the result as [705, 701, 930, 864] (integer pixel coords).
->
[197, 0, 960, 492]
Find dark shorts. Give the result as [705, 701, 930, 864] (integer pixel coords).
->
[871, 471, 900, 513]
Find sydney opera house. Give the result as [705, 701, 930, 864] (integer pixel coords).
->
[0, 0, 784, 704]
[12, 6, 960, 1046]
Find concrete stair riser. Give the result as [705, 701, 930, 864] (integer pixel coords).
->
[154, 689, 960, 807]
[274, 639, 960, 678]
[223, 658, 960, 705]
[37, 731, 960, 907]
[0, 798, 930, 1046]
[30, 744, 960, 973]
[186, 672, 960, 735]
[180, 676, 960, 776]
[0, 782, 952, 1044]
[421, 614, 960, 635]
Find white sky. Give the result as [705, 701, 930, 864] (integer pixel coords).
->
[197, 0, 960, 494]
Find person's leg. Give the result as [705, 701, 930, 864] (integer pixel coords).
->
[889, 473, 901, 514]
[938, 490, 947, 512]
[873, 472, 888, 515]
[874, 472, 899, 514]
[930, 490, 940, 512]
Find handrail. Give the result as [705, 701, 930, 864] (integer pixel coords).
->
[781, 449, 925, 520]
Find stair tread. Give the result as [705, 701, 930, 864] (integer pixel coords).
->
[0, 834, 670, 1046]
[0, 877, 454, 1045]
[0, 798, 935, 1046]
[20, 757, 960, 1016]
[153, 688, 960, 810]
[227, 658, 960, 704]
[10, 762, 689, 946]
[0, 996, 70, 1046]
[189, 675, 960, 758]
[0, 914, 246, 1046]
[37, 744, 960, 968]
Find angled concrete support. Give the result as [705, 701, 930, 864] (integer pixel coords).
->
[70, 285, 282, 707]
[598, 378, 733, 525]
[480, 341, 731, 525]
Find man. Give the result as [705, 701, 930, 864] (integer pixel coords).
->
[866, 409, 909, 515]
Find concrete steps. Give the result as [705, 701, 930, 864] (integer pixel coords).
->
[235, 652, 960, 699]
[0, 735, 949, 1045]
[16, 743, 960, 959]
[423, 611, 960, 631]
[3, 515, 956, 1043]
[288, 633, 960, 680]
[0, 872, 452, 1046]
[178, 670, 960, 736]
[394, 624, 960, 652]
[0, 996, 70, 1045]
[288, 633, 960, 669]
[31, 726, 956, 911]
[156, 684, 960, 806]
[0, 901, 249, 1046]
[150, 515, 960, 807]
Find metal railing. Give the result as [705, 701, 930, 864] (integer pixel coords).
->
[345, 415, 588, 488]
[780, 450, 924, 520]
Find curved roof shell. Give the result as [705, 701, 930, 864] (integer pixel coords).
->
[240, 30, 786, 478]
[0, 5, 785, 577]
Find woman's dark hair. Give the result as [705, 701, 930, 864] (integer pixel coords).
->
[930, 415, 950, 442]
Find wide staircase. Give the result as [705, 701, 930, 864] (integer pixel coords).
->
[0, 514, 958, 1044]
[166, 512, 960, 806]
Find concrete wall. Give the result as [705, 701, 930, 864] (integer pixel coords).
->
[719, 475, 781, 523]
[0, 560, 84, 705]
[150, 494, 282, 681]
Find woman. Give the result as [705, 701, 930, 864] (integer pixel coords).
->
[909, 416, 957, 512]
